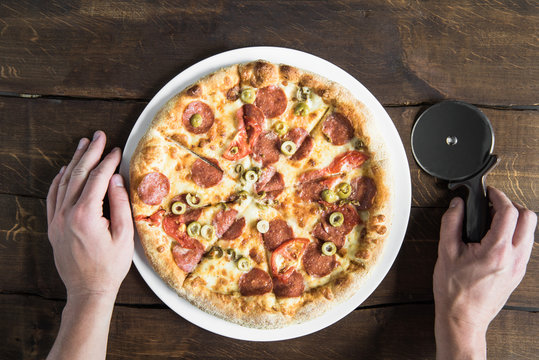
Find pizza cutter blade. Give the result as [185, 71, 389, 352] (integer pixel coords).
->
[411, 101, 499, 243]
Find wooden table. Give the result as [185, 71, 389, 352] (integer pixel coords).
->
[1, 1, 537, 358]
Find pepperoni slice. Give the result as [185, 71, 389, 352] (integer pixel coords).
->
[253, 131, 281, 166]
[221, 217, 246, 240]
[191, 158, 223, 188]
[239, 268, 273, 296]
[255, 166, 276, 190]
[212, 209, 239, 238]
[285, 127, 308, 144]
[291, 135, 313, 161]
[240, 104, 265, 138]
[172, 241, 204, 273]
[303, 242, 337, 277]
[254, 85, 287, 118]
[312, 223, 345, 249]
[322, 112, 354, 145]
[273, 270, 304, 298]
[285, 127, 314, 161]
[223, 105, 265, 161]
[137, 172, 170, 205]
[182, 101, 214, 134]
[297, 176, 341, 202]
[312, 205, 360, 249]
[350, 176, 377, 210]
[135, 209, 165, 226]
[255, 167, 285, 199]
[262, 219, 294, 251]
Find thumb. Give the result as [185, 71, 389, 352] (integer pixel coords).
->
[108, 174, 134, 241]
[439, 197, 465, 258]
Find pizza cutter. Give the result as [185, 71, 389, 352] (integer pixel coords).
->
[411, 101, 499, 243]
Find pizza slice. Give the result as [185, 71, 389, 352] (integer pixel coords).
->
[130, 129, 243, 217]
[135, 195, 253, 289]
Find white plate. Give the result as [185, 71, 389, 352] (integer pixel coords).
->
[119, 46, 411, 342]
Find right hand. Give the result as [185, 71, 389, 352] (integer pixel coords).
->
[434, 187, 536, 332]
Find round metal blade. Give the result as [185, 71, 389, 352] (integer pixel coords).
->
[411, 101, 494, 181]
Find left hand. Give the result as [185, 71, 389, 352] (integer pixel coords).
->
[46, 131, 134, 300]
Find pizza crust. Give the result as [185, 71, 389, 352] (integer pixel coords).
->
[130, 60, 394, 329]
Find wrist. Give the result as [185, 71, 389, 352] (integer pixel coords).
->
[66, 290, 117, 311]
[435, 312, 487, 360]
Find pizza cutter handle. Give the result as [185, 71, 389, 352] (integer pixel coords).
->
[448, 155, 499, 243]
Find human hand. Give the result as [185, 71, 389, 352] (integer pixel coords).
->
[46, 131, 134, 301]
[433, 187, 536, 359]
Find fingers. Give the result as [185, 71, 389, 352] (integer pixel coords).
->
[108, 174, 134, 241]
[47, 166, 65, 225]
[511, 202, 537, 259]
[439, 197, 465, 258]
[483, 187, 519, 247]
[56, 138, 90, 211]
[78, 147, 122, 208]
[63, 131, 107, 206]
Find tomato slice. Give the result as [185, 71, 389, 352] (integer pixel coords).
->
[298, 151, 368, 184]
[222, 128, 251, 160]
[326, 150, 368, 175]
[270, 238, 310, 281]
[134, 209, 165, 226]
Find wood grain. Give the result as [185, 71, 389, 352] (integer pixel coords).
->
[1, 194, 536, 308]
[0, 1, 537, 105]
[1, 97, 537, 209]
[0, 294, 536, 359]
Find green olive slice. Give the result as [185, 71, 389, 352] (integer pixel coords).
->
[296, 86, 311, 101]
[240, 88, 255, 104]
[186, 193, 202, 208]
[294, 102, 310, 116]
[207, 246, 223, 259]
[234, 163, 244, 174]
[321, 241, 337, 256]
[243, 169, 258, 183]
[273, 121, 289, 136]
[329, 212, 344, 227]
[336, 182, 352, 199]
[321, 189, 339, 203]
[229, 146, 239, 155]
[190, 113, 203, 128]
[200, 224, 215, 240]
[236, 256, 251, 271]
[281, 140, 297, 156]
[226, 248, 236, 260]
[186, 221, 201, 237]
[237, 190, 249, 201]
[171, 201, 187, 215]
[255, 202, 269, 210]
[256, 220, 270, 233]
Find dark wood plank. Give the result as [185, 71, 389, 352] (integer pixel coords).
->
[0, 294, 536, 359]
[0, 1, 537, 105]
[0, 97, 145, 196]
[1, 97, 537, 209]
[1, 194, 537, 308]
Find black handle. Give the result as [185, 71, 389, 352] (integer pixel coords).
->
[448, 155, 498, 243]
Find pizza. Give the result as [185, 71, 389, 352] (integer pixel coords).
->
[129, 60, 392, 328]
